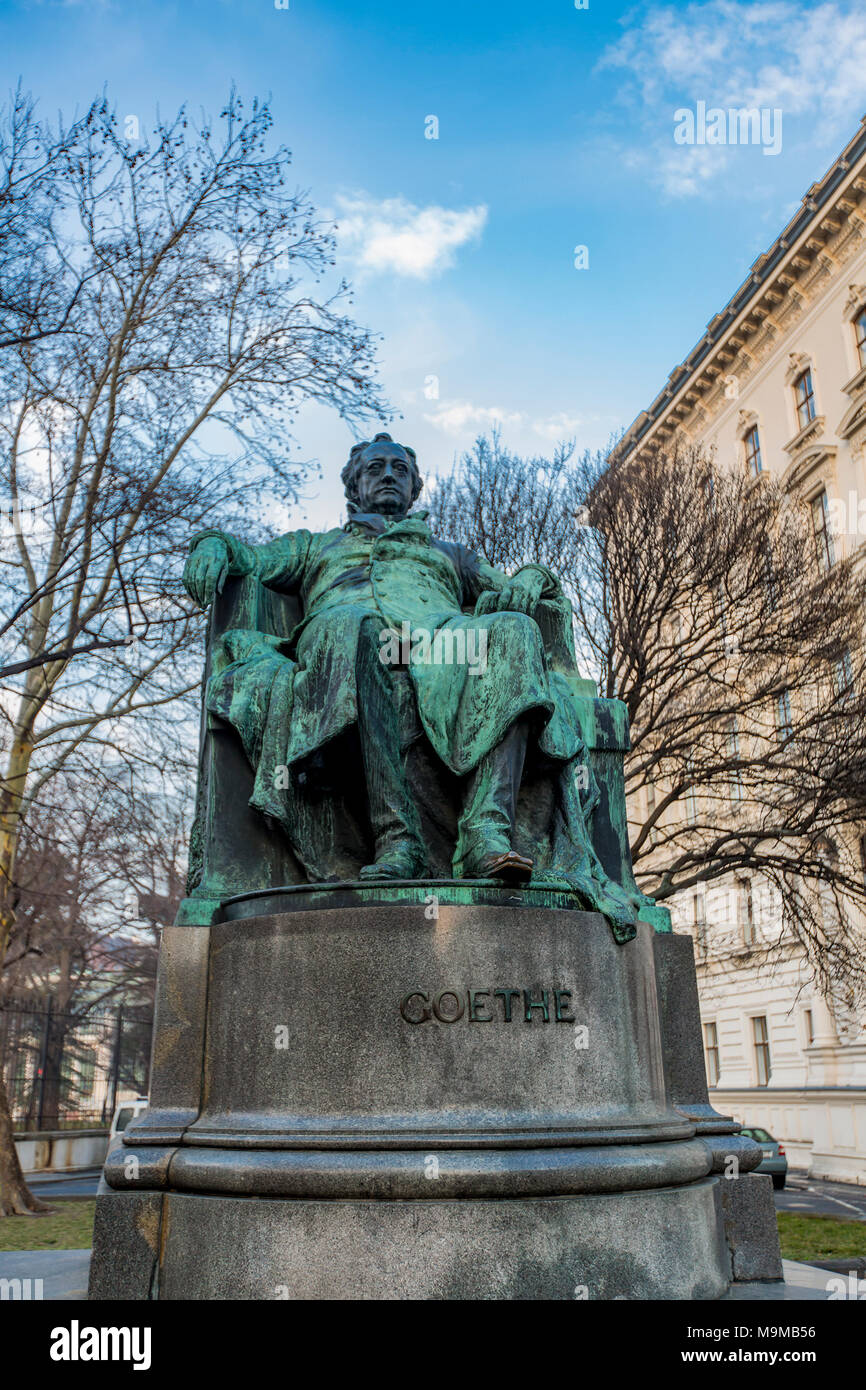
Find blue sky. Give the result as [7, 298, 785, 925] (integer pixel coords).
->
[4, 0, 866, 527]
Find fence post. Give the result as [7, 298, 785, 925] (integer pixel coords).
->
[108, 1005, 124, 1120]
[35, 997, 52, 1131]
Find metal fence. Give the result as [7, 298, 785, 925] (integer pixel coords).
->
[0, 1000, 153, 1131]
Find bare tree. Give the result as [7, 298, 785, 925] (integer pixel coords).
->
[3, 770, 184, 1009]
[428, 433, 866, 998]
[0, 85, 99, 352]
[0, 88, 387, 1214]
[1, 771, 187, 1133]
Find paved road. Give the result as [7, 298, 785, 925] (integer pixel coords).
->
[775, 1173, 866, 1221]
[25, 1167, 101, 1198]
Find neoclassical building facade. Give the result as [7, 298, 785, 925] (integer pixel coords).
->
[618, 118, 866, 1183]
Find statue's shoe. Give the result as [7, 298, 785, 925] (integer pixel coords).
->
[460, 850, 534, 884]
[359, 844, 426, 880]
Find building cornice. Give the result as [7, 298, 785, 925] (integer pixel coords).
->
[618, 116, 866, 459]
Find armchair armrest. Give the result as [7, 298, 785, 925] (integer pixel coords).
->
[176, 574, 304, 926]
[529, 593, 670, 931]
[571, 690, 671, 935]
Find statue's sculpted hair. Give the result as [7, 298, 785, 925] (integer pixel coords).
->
[342, 432, 423, 508]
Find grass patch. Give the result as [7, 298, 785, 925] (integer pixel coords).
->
[777, 1212, 866, 1262]
[0, 1199, 95, 1251]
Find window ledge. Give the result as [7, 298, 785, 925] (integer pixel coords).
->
[842, 362, 866, 398]
[783, 414, 825, 457]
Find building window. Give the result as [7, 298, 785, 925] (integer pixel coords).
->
[692, 888, 706, 926]
[855, 305, 866, 371]
[752, 1015, 771, 1086]
[716, 585, 734, 655]
[646, 779, 660, 845]
[8, 1050, 31, 1109]
[810, 490, 836, 571]
[794, 368, 816, 430]
[833, 648, 854, 699]
[693, 889, 707, 957]
[78, 1052, 96, 1099]
[743, 424, 763, 477]
[738, 876, 755, 945]
[804, 1009, 814, 1046]
[775, 689, 793, 744]
[727, 719, 743, 802]
[763, 544, 778, 611]
[704, 1021, 720, 1087]
[684, 779, 697, 827]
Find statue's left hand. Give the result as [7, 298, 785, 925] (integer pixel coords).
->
[183, 536, 230, 609]
[474, 568, 547, 617]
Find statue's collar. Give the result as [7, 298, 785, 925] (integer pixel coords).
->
[344, 508, 430, 537]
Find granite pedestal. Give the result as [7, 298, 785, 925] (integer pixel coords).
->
[88, 890, 779, 1299]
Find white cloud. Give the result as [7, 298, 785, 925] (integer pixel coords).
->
[532, 412, 585, 442]
[599, 0, 866, 196]
[423, 400, 525, 435]
[423, 404, 609, 446]
[334, 194, 487, 280]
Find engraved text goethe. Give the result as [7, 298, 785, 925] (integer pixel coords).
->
[399, 987, 575, 1024]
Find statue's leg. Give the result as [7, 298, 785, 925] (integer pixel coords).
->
[355, 615, 427, 880]
[454, 717, 534, 883]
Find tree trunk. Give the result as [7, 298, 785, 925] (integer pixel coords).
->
[0, 1070, 51, 1216]
[0, 710, 48, 1215]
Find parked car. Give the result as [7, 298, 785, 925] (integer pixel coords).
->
[109, 1096, 148, 1139]
[739, 1125, 788, 1189]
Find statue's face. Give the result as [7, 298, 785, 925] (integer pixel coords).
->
[354, 441, 415, 516]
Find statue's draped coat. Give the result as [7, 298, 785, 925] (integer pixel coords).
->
[191, 510, 639, 939]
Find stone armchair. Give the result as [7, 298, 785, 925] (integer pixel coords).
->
[175, 572, 670, 932]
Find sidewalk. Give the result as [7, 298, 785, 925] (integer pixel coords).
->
[0, 1248, 91, 1300]
[0, 1249, 842, 1301]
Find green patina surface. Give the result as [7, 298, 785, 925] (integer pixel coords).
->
[179, 434, 670, 942]
[222, 880, 586, 917]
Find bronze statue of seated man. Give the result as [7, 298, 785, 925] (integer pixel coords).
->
[183, 432, 639, 936]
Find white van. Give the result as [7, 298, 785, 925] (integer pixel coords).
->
[109, 1096, 148, 1138]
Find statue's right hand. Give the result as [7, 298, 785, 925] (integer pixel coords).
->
[183, 537, 230, 609]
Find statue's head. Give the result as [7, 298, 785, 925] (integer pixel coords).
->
[342, 432, 423, 517]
